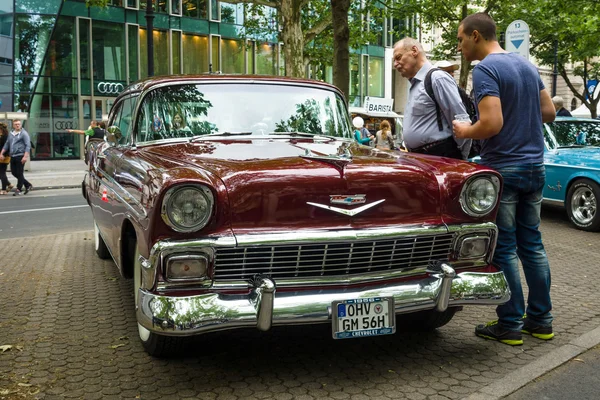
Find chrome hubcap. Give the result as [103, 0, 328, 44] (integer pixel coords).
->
[571, 187, 597, 225]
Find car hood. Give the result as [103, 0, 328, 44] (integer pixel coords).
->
[548, 147, 600, 167]
[144, 138, 483, 234]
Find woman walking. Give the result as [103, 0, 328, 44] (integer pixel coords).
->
[0, 122, 14, 195]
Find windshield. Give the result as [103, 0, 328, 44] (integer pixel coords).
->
[545, 120, 600, 149]
[135, 83, 352, 142]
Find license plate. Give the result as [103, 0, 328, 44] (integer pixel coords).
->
[332, 297, 395, 339]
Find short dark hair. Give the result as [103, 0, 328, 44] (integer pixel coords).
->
[460, 12, 497, 41]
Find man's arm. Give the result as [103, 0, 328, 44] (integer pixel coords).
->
[540, 89, 556, 123]
[22, 130, 31, 163]
[453, 96, 503, 140]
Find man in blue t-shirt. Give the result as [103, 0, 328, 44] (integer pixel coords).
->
[453, 13, 556, 346]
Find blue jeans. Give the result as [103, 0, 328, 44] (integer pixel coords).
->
[493, 164, 553, 330]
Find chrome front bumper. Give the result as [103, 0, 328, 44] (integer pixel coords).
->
[137, 263, 510, 336]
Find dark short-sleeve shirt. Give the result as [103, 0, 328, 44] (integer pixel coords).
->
[473, 53, 545, 169]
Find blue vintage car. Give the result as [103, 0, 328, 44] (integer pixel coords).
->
[542, 117, 600, 231]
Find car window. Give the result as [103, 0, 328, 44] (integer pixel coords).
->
[547, 120, 600, 147]
[117, 96, 137, 145]
[135, 83, 352, 143]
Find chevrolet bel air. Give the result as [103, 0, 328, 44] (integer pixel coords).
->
[83, 75, 510, 357]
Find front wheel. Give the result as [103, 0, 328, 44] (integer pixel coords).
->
[566, 179, 599, 232]
[397, 307, 459, 331]
[133, 244, 185, 357]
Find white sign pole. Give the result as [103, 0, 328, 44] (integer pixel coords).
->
[505, 20, 530, 60]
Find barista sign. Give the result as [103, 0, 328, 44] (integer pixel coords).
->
[363, 97, 394, 114]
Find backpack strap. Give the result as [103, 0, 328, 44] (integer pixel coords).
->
[424, 68, 444, 131]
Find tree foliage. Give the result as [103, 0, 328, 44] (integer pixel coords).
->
[494, 0, 600, 117]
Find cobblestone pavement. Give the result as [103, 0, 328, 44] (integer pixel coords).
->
[1, 205, 599, 400]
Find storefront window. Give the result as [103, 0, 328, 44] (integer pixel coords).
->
[221, 38, 243, 74]
[256, 42, 275, 75]
[171, 0, 182, 15]
[368, 56, 384, 97]
[15, 15, 55, 77]
[349, 54, 360, 106]
[92, 21, 125, 82]
[211, 35, 220, 71]
[182, 33, 208, 74]
[139, 28, 169, 78]
[46, 17, 76, 79]
[172, 31, 182, 74]
[127, 25, 139, 83]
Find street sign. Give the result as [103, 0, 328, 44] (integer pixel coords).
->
[505, 20, 530, 60]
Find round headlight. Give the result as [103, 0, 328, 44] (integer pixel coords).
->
[460, 176, 500, 217]
[161, 185, 214, 232]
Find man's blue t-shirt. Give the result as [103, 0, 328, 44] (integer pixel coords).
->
[473, 53, 545, 169]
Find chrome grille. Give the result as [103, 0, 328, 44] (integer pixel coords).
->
[214, 233, 455, 281]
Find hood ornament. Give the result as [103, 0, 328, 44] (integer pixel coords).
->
[330, 194, 366, 205]
[307, 199, 385, 217]
[301, 146, 352, 177]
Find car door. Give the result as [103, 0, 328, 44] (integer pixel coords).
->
[543, 122, 570, 203]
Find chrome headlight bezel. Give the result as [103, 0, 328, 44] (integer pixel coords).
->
[459, 175, 500, 217]
[161, 184, 214, 233]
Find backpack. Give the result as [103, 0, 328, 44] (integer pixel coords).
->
[424, 68, 481, 157]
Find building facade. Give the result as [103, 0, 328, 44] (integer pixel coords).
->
[0, 0, 407, 160]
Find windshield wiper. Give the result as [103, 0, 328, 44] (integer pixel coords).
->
[557, 145, 585, 148]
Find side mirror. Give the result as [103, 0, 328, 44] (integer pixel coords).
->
[107, 125, 122, 143]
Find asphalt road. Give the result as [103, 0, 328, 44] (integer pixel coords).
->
[0, 188, 92, 239]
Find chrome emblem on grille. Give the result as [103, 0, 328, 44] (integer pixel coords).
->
[307, 199, 385, 216]
[330, 194, 366, 205]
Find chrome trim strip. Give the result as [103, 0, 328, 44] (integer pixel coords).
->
[542, 198, 565, 206]
[137, 269, 510, 336]
[91, 168, 147, 219]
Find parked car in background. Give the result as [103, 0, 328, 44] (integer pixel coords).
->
[543, 117, 600, 231]
[83, 75, 509, 357]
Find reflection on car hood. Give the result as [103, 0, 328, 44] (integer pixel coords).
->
[144, 138, 476, 233]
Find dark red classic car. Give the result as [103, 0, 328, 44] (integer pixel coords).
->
[83, 75, 509, 357]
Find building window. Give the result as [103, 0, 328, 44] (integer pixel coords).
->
[140, 28, 169, 78]
[210, 0, 219, 21]
[171, 30, 182, 74]
[182, 0, 207, 19]
[221, 38, 244, 74]
[368, 56, 384, 97]
[182, 33, 208, 74]
[92, 21, 126, 83]
[127, 24, 139, 83]
[221, 3, 244, 25]
[256, 42, 276, 75]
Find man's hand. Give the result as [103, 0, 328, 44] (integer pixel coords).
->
[21, 154, 28, 164]
[0, 154, 4, 162]
[452, 120, 471, 139]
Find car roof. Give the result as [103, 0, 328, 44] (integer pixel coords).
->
[117, 74, 343, 100]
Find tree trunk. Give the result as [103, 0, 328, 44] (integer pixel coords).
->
[331, 0, 350, 100]
[280, 0, 305, 77]
[458, 4, 469, 89]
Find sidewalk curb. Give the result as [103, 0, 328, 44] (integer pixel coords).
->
[465, 325, 600, 399]
[31, 185, 81, 191]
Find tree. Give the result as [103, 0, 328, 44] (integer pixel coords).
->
[495, 0, 600, 117]
[223, 0, 332, 77]
[331, 0, 350, 99]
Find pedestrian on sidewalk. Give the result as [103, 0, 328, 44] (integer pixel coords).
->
[0, 122, 14, 195]
[453, 12, 556, 345]
[0, 119, 33, 196]
[67, 120, 106, 163]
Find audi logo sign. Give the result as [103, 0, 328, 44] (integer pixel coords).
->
[55, 121, 77, 130]
[97, 82, 124, 95]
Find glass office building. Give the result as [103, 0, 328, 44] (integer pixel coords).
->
[0, 0, 397, 159]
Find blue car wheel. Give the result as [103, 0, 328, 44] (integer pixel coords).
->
[566, 179, 599, 232]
